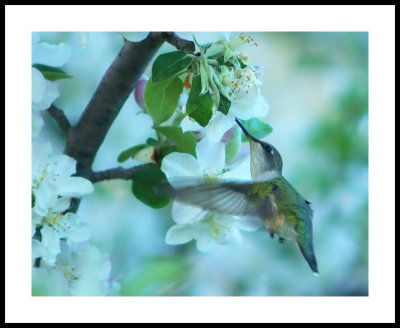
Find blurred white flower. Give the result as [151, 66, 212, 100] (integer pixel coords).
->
[181, 64, 269, 143]
[161, 137, 259, 251]
[80, 32, 89, 49]
[32, 32, 71, 137]
[166, 214, 242, 251]
[221, 32, 258, 63]
[32, 210, 91, 266]
[32, 266, 70, 296]
[33, 243, 120, 296]
[161, 138, 226, 224]
[32, 141, 93, 218]
[32, 141, 93, 265]
[65, 245, 120, 296]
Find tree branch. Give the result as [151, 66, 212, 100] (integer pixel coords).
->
[88, 164, 156, 183]
[151, 32, 195, 53]
[64, 33, 165, 177]
[47, 104, 71, 135]
[61, 32, 194, 212]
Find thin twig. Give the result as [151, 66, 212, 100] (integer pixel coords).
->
[47, 104, 71, 135]
[152, 32, 195, 53]
[88, 164, 156, 183]
[62, 32, 194, 212]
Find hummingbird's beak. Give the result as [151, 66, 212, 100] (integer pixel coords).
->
[235, 118, 259, 143]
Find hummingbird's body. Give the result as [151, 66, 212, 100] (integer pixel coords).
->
[159, 118, 318, 274]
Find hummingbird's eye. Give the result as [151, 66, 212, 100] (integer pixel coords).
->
[263, 144, 273, 153]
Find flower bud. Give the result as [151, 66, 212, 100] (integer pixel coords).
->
[133, 75, 149, 111]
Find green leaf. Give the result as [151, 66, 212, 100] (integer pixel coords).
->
[186, 74, 213, 127]
[203, 42, 213, 54]
[131, 165, 170, 209]
[144, 77, 184, 124]
[152, 51, 193, 83]
[237, 57, 248, 69]
[32, 64, 73, 81]
[225, 126, 241, 164]
[155, 126, 196, 157]
[239, 118, 273, 142]
[120, 257, 189, 296]
[146, 138, 158, 146]
[118, 144, 147, 163]
[218, 94, 231, 115]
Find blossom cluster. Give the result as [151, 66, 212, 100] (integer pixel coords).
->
[31, 33, 119, 296]
[133, 32, 270, 251]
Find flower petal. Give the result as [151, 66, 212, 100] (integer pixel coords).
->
[165, 224, 194, 245]
[80, 32, 89, 49]
[32, 267, 70, 296]
[221, 153, 251, 180]
[234, 216, 262, 231]
[196, 138, 225, 175]
[48, 154, 76, 177]
[32, 80, 59, 111]
[195, 228, 217, 252]
[55, 177, 94, 197]
[206, 111, 235, 143]
[52, 197, 71, 212]
[40, 225, 61, 266]
[230, 92, 270, 120]
[32, 67, 46, 104]
[32, 110, 44, 138]
[32, 141, 52, 181]
[171, 200, 207, 224]
[32, 239, 47, 259]
[33, 178, 58, 217]
[63, 213, 91, 243]
[32, 42, 71, 67]
[181, 115, 203, 133]
[161, 152, 201, 182]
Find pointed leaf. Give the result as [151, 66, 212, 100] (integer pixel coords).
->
[218, 94, 231, 115]
[186, 74, 213, 127]
[118, 144, 147, 163]
[225, 126, 241, 164]
[144, 77, 184, 124]
[152, 51, 193, 83]
[155, 126, 196, 157]
[32, 64, 73, 81]
[239, 118, 273, 142]
[131, 165, 170, 209]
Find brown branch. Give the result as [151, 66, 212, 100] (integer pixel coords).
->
[61, 32, 195, 213]
[64, 33, 165, 178]
[47, 104, 71, 135]
[152, 32, 195, 53]
[88, 164, 156, 183]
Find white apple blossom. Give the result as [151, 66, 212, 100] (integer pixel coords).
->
[221, 32, 258, 63]
[161, 137, 261, 251]
[32, 141, 94, 265]
[32, 32, 71, 137]
[32, 141, 93, 218]
[181, 64, 269, 143]
[32, 242, 120, 296]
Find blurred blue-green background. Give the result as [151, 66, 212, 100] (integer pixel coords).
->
[37, 32, 368, 296]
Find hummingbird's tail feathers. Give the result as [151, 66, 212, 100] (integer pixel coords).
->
[297, 241, 319, 274]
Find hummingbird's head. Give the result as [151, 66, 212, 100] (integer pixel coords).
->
[235, 118, 283, 180]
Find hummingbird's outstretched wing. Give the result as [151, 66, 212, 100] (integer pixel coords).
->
[157, 178, 276, 217]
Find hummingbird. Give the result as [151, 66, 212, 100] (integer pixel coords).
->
[159, 118, 318, 274]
